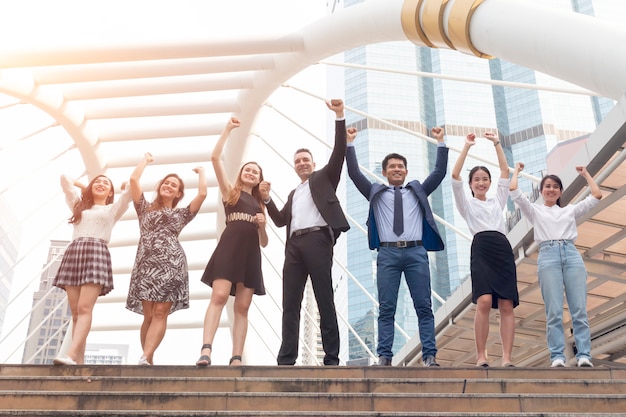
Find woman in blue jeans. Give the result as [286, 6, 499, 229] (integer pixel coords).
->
[510, 162, 602, 367]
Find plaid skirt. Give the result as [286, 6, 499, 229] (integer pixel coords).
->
[53, 237, 114, 296]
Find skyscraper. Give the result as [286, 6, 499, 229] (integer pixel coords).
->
[341, 0, 616, 363]
[22, 240, 70, 364]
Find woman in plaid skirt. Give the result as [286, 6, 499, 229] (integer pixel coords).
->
[126, 152, 207, 365]
[53, 174, 132, 365]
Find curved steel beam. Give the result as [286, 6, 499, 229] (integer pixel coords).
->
[0, 69, 105, 175]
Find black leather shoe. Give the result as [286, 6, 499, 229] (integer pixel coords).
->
[423, 355, 440, 367]
[372, 356, 392, 366]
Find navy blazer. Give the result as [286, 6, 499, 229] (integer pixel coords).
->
[266, 119, 350, 245]
[346, 144, 448, 251]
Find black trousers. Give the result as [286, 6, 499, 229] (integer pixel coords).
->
[276, 228, 340, 365]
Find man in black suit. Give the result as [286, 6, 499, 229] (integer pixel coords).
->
[260, 99, 349, 366]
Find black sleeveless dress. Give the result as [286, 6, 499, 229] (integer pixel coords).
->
[201, 192, 266, 296]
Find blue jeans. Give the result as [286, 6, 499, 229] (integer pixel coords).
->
[537, 240, 591, 362]
[376, 246, 436, 359]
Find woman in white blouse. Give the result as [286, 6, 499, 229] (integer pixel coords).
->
[510, 163, 601, 368]
[451, 132, 518, 367]
[53, 174, 132, 365]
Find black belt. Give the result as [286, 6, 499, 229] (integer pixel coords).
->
[292, 226, 325, 237]
[380, 240, 422, 248]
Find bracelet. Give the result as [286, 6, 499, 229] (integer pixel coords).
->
[494, 141, 500, 147]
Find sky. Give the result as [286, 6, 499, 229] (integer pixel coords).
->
[0, 0, 328, 45]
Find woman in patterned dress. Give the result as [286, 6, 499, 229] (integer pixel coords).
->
[53, 174, 132, 365]
[196, 117, 268, 366]
[126, 152, 207, 365]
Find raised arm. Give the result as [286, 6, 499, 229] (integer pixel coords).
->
[189, 166, 207, 213]
[509, 162, 537, 222]
[451, 133, 475, 181]
[577, 166, 602, 200]
[421, 126, 449, 195]
[212, 117, 240, 200]
[73, 179, 87, 191]
[130, 153, 153, 203]
[111, 180, 132, 221]
[484, 132, 509, 179]
[510, 162, 524, 191]
[345, 127, 374, 199]
[60, 174, 81, 209]
[323, 99, 347, 185]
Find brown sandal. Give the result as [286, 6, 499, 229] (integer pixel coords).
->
[229, 355, 242, 366]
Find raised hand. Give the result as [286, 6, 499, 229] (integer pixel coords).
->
[576, 166, 602, 199]
[484, 132, 498, 143]
[346, 127, 357, 143]
[431, 126, 444, 142]
[226, 117, 240, 130]
[326, 99, 344, 118]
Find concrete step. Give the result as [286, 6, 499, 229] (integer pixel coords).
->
[1, 411, 624, 417]
[2, 412, 624, 417]
[1, 364, 625, 380]
[0, 365, 624, 416]
[3, 390, 626, 414]
[1, 375, 625, 395]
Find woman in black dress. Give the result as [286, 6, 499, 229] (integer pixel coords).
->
[197, 117, 268, 366]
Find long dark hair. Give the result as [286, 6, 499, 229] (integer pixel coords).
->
[149, 173, 185, 211]
[225, 161, 265, 211]
[69, 175, 115, 224]
[540, 174, 563, 207]
[468, 166, 491, 197]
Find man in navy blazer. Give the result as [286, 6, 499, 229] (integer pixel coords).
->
[260, 99, 350, 366]
[345, 126, 448, 367]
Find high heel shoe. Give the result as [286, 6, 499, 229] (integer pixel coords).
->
[195, 343, 212, 366]
[229, 355, 242, 366]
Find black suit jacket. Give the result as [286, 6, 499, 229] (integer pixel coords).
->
[266, 119, 350, 244]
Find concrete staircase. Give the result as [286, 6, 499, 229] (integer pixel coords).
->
[1, 364, 626, 416]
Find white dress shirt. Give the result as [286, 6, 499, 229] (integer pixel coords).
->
[510, 188, 600, 242]
[452, 177, 509, 235]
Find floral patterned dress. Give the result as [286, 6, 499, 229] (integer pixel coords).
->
[126, 194, 197, 315]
